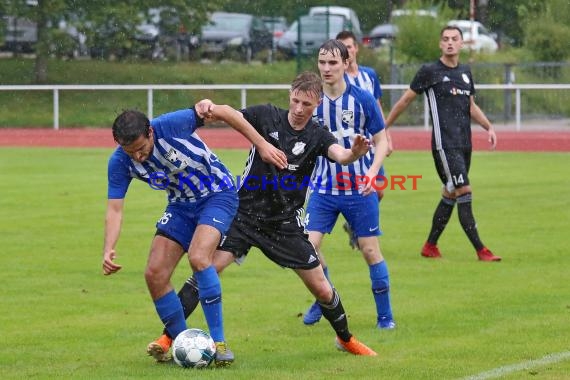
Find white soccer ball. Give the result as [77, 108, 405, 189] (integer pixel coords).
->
[172, 328, 216, 368]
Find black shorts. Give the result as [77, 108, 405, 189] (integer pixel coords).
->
[218, 212, 320, 270]
[432, 148, 471, 192]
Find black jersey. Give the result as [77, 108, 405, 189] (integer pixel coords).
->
[238, 104, 337, 222]
[410, 60, 476, 150]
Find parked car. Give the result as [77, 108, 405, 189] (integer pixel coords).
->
[135, 7, 200, 60]
[261, 16, 288, 49]
[308, 5, 362, 40]
[277, 14, 352, 57]
[200, 12, 273, 63]
[363, 23, 398, 49]
[447, 20, 498, 53]
[1, 15, 37, 53]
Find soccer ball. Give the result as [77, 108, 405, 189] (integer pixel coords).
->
[172, 328, 216, 368]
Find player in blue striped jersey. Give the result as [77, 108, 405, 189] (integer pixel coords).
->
[150, 71, 379, 356]
[102, 102, 286, 366]
[303, 39, 396, 329]
[337, 30, 393, 249]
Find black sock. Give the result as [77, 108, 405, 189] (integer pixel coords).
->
[427, 196, 456, 244]
[457, 193, 484, 251]
[163, 276, 199, 338]
[319, 289, 351, 342]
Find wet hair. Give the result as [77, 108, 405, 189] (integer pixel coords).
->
[440, 25, 463, 39]
[336, 30, 357, 42]
[318, 39, 349, 62]
[112, 110, 151, 146]
[290, 71, 323, 99]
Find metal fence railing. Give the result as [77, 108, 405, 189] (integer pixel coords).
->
[1, 83, 569, 131]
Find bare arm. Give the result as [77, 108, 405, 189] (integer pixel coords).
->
[327, 134, 370, 165]
[384, 89, 418, 127]
[102, 198, 124, 275]
[195, 100, 287, 169]
[378, 98, 393, 156]
[470, 97, 497, 149]
[368, 129, 388, 175]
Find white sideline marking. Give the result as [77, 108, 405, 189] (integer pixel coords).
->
[461, 351, 570, 380]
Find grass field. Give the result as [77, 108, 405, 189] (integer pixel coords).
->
[0, 148, 569, 379]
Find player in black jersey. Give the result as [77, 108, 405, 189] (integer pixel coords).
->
[149, 71, 379, 357]
[385, 26, 501, 262]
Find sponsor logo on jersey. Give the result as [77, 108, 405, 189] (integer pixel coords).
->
[451, 87, 471, 96]
[287, 164, 300, 171]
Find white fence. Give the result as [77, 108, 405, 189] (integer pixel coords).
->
[1, 83, 569, 131]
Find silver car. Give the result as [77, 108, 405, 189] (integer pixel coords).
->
[277, 14, 354, 57]
[200, 12, 273, 63]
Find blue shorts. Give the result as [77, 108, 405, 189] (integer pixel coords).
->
[155, 190, 238, 251]
[305, 192, 381, 238]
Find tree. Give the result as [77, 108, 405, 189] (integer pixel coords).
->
[20, 0, 224, 83]
[524, 0, 570, 63]
[393, 1, 454, 63]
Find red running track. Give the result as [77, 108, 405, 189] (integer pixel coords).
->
[0, 127, 569, 152]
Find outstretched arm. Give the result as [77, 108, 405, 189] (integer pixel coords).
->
[102, 198, 124, 275]
[327, 134, 370, 165]
[195, 100, 287, 169]
[470, 97, 497, 150]
[384, 89, 418, 127]
[362, 129, 389, 195]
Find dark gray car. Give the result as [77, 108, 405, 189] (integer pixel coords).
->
[200, 12, 273, 63]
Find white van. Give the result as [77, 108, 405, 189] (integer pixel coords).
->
[447, 20, 498, 53]
[308, 6, 362, 41]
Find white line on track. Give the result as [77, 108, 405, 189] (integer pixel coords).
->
[460, 351, 570, 380]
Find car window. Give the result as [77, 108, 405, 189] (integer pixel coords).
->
[252, 17, 266, 32]
[299, 15, 344, 33]
[204, 15, 250, 32]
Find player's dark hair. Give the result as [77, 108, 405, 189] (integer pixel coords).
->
[112, 110, 151, 146]
[440, 25, 463, 39]
[336, 30, 357, 42]
[318, 39, 349, 62]
[291, 71, 322, 99]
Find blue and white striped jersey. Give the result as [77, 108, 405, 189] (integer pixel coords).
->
[344, 65, 383, 101]
[312, 83, 385, 195]
[345, 66, 384, 168]
[107, 108, 235, 202]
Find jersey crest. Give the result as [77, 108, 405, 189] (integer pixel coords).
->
[292, 141, 306, 155]
[341, 110, 354, 124]
[165, 148, 189, 169]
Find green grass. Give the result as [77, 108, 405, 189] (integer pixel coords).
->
[1, 57, 569, 127]
[0, 58, 301, 127]
[0, 148, 569, 379]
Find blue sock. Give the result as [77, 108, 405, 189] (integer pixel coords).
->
[154, 290, 187, 339]
[195, 266, 224, 342]
[370, 261, 393, 321]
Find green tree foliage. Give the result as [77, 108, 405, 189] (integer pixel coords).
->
[4, 0, 224, 82]
[392, 1, 453, 63]
[524, 1, 570, 63]
[482, 0, 544, 47]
